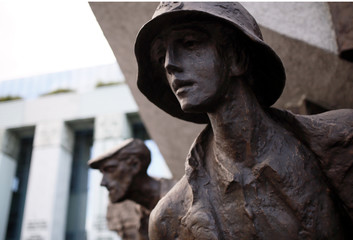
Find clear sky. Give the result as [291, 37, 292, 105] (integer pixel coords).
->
[0, 1, 117, 82]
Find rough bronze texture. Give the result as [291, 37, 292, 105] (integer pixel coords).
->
[106, 200, 149, 240]
[134, 2, 353, 239]
[88, 139, 176, 240]
[328, 2, 353, 62]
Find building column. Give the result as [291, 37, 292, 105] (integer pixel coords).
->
[0, 129, 20, 240]
[86, 113, 130, 240]
[21, 121, 74, 240]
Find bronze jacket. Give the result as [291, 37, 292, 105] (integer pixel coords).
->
[149, 109, 353, 240]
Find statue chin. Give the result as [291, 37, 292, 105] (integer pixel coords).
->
[180, 100, 220, 114]
[180, 103, 198, 113]
[109, 191, 127, 203]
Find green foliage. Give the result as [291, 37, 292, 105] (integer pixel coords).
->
[95, 81, 123, 88]
[41, 88, 74, 96]
[0, 95, 22, 102]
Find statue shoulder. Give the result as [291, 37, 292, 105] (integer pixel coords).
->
[268, 108, 353, 152]
[287, 109, 353, 154]
[159, 178, 178, 197]
[270, 108, 353, 220]
[149, 176, 192, 240]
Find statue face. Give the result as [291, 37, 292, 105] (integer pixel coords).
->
[99, 156, 134, 203]
[152, 23, 228, 113]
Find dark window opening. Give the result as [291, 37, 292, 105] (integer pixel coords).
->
[127, 113, 150, 140]
[5, 137, 34, 240]
[65, 130, 93, 240]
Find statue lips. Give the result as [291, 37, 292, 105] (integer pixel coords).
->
[172, 79, 195, 96]
[106, 185, 114, 195]
[108, 185, 125, 202]
[107, 185, 118, 196]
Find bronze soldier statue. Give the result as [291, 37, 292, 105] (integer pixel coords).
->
[88, 138, 175, 240]
[134, 2, 353, 239]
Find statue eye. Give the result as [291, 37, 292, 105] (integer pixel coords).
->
[182, 39, 199, 49]
[151, 37, 166, 66]
[158, 55, 165, 65]
[104, 166, 117, 173]
[184, 40, 195, 47]
[181, 30, 207, 49]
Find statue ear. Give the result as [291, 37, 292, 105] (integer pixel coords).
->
[228, 48, 248, 77]
[126, 156, 141, 175]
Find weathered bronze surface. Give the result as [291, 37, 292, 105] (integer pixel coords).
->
[88, 139, 175, 240]
[106, 200, 148, 240]
[134, 2, 353, 239]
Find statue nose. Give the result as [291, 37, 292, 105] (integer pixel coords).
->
[100, 176, 108, 187]
[164, 45, 182, 74]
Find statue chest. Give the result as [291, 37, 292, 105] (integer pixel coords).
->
[180, 143, 344, 239]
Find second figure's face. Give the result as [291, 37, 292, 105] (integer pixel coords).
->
[152, 22, 228, 113]
[99, 156, 134, 203]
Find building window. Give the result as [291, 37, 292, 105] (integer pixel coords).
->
[65, 130, 93, 240]
[126, 113, 150, 140]
[5, 137, 34, 240]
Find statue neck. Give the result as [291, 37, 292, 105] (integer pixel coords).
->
[207, 79, 274, 168]
[128, 174, 161, 210]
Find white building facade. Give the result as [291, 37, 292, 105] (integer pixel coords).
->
[0, 64, 170, 240]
